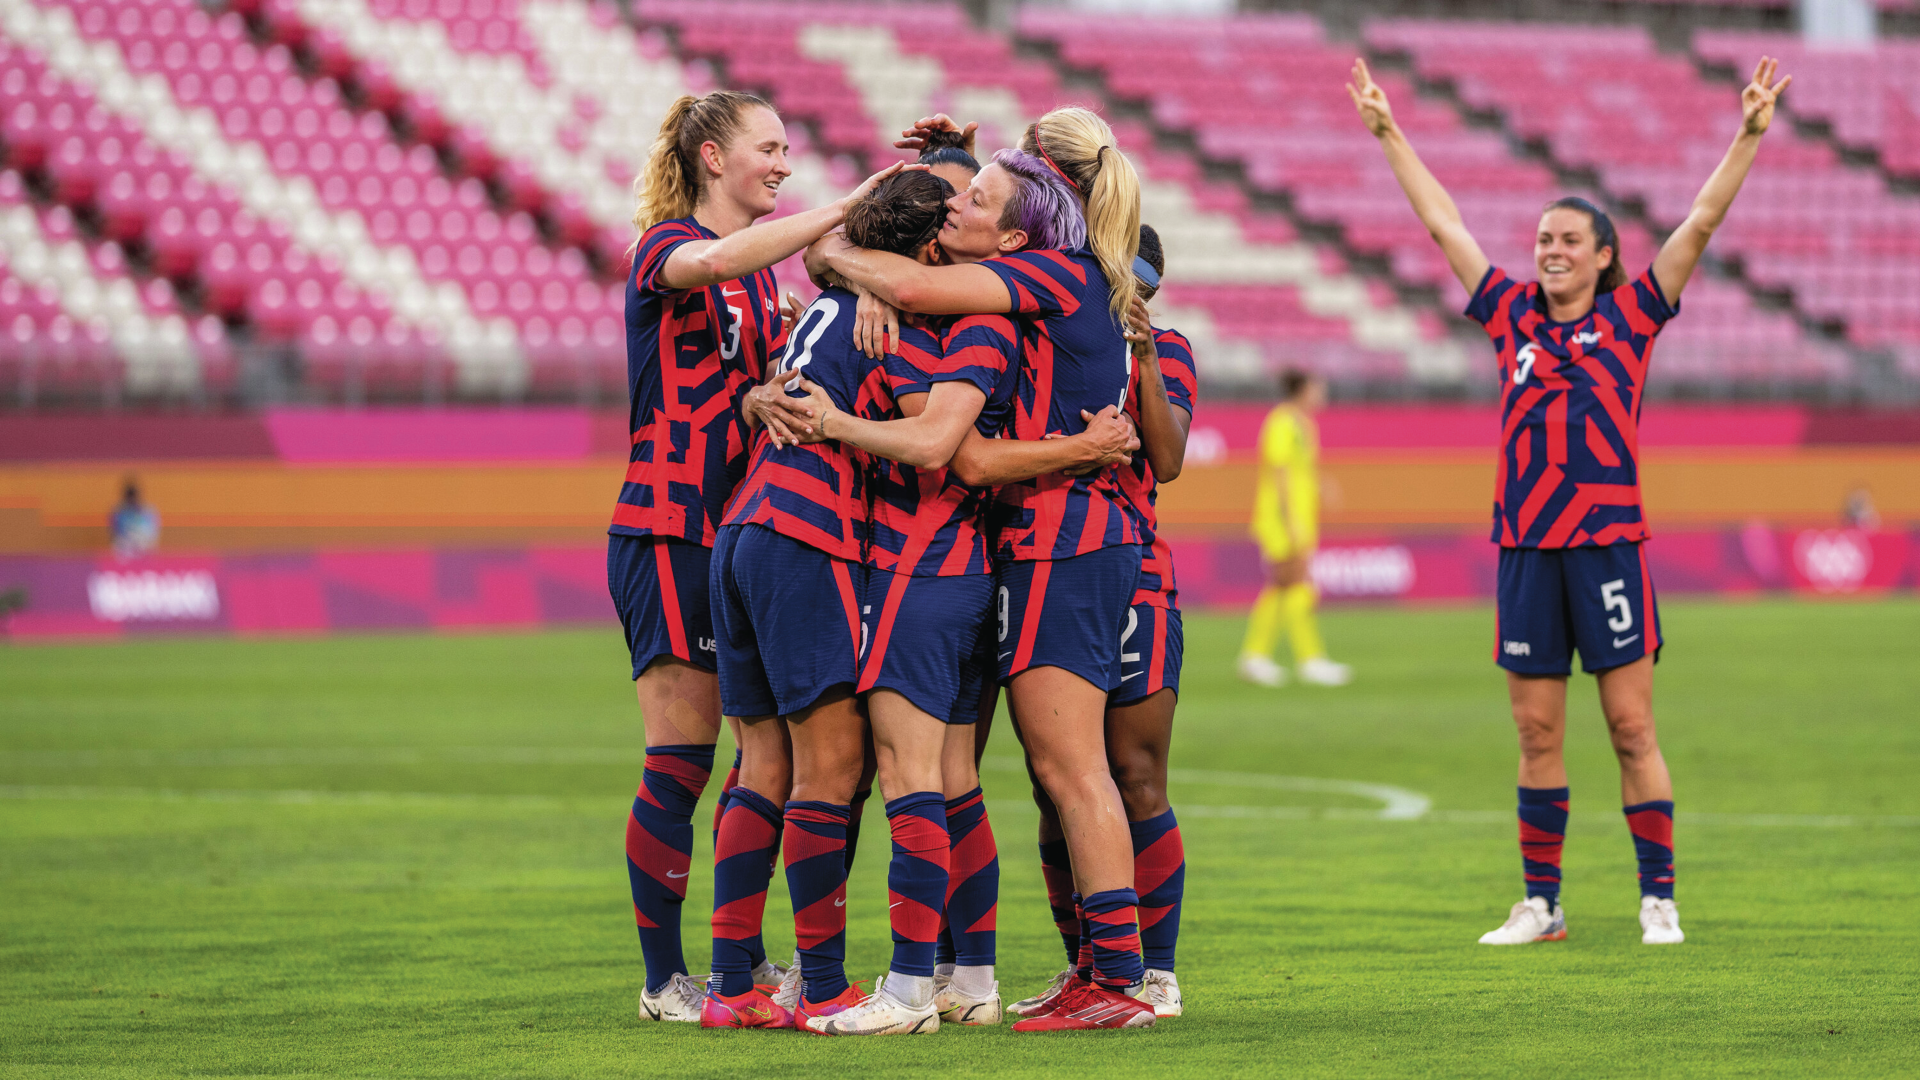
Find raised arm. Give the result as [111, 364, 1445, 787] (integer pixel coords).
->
[658, 162, 914, 290]
[815, 235, 1012, 315]
[1128, 298, 1192, 482]
[1653, 56, 1791, 302]
[1348, 58, 1490, 296]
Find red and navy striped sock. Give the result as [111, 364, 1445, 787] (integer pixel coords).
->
[845, 786, 873, 874]
[1131, 810, 1185, 972]
[1518, 786, 1569, 908]
[943, 787, 999, 967]
[626, 743, 713, 994]
[711, 747, 741, 847]
[708, 784, 779, 998]
[1037, 838, 1079, 968]
[1082, 887, 1145, 990]
[784, 800, 852, 1004]
[885, 791, 950, 978]
[1074, 895, 1094, 982]
[1624, 800, 1675, 899]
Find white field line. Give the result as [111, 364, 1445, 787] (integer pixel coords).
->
[2, 749, 1913, 828]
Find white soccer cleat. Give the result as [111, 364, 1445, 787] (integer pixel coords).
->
[807, 989, 940, 1036]
[933, 979, 1002, 1026]
[750, 953, 790, 990]
[1237, 654, 1286, 688]
[1129, 968, 1183, 1017]
[1297, 657, 1353, 686]
[1007, 968, 1076, 1017]
[638, 972, 706, 1022]
[1640, 896, 1685, 944]
[1478, 896, 1567, 945]
[770, 949, 803, 1012]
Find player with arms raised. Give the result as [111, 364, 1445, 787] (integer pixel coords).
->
[614, 89, 906, 1024]
[1351, 56, 1792, 946]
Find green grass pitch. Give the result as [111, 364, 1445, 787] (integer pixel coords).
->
[3, 598, 1917, 1078]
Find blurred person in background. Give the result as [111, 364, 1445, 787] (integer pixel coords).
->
[109, 477, 159, 561]
[1238, 370, 1351, 688]
[1843, 487, 1880, 531]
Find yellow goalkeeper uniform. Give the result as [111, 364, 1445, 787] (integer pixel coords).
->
[1241, 404, 1329, 668]
[1252, 405, 1319, 561]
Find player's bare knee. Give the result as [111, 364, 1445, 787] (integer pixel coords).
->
[1512, 712, 1562, 758]
[1607, 714, 1659, 760]
[1111, 760, 1167, 818]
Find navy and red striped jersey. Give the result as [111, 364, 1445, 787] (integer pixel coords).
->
[1120, 326, 1198, 608]
[722, 287, 890, 561]
[980, 246, 1145, 562]
[864, 318, 1022, 578]
[1467, 265, 1678, 549]
[610, 218, 786, 546]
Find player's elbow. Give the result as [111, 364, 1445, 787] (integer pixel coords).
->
[949, 451, 990, 487]
[685, 246, 735, 285]
[885, 271, 932, 312]
[1150, 445, 1185, 483]
[1684, 207, 1725, 239]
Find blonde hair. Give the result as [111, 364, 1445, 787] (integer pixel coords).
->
[631, 91, 774, 236]
[1022, 107, 1140, 324]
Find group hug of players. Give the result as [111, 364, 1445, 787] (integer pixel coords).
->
[612, 52, 1795, 1035]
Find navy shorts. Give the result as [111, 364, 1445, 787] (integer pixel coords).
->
[1110, 602, 1183, 706]
[859, 568, 996, 724]
[608, 533, 716, 678]
[1496, 543, 1663, 677]
[711, 523, 864, 718]
[995, 544, 1144, 689]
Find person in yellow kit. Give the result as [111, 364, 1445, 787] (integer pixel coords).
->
[1238, 370, 1352, 688]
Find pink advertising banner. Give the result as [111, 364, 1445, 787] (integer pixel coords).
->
[2, 528, 1913, 640]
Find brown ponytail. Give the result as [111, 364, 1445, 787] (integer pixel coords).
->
[631, 91, 775, 237]
[1022, 107, 1141, 325]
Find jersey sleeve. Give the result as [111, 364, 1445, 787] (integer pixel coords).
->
[980, 249, 1086, 319]
[879, 326, 946, 398]
[1463, 265, 1522, 329]
[633, 221, 705, 297]
[1617, 266, 1680, 337]
[1153, 328, 1198, 416]
[919, 314, 1017, 400]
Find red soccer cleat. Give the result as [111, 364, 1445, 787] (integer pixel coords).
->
[700, 987, 793, 1030]
[793, 983, 865, 1034]
[1010, 981, 1156, 1032]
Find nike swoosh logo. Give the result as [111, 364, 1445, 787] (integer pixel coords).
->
[1613, 634, 1641, 648]
[641, 999, 661, 1021]
[998, 651, 1012, 660]
[834, 898, 846, 907]
[1120, 672, 1142, 681]
[722, 287, 745, 298]
[889, 901, 902, 909]
[666, 870, 688, 879]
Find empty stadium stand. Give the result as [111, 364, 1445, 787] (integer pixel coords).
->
[0, 0, 1914, 405]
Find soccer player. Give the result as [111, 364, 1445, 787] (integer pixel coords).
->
[824, 107, 1159, 1031]
[1016, 224, 1196, 1021]
[787, 155, 1138, 1034]
[1237, 369, 1351, 688]
[1351, 56, 1793, 945]
[613, 89, 906, 1024]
